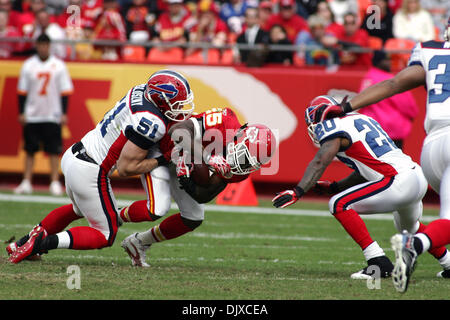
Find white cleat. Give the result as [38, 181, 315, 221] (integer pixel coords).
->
[14, 180, 33, 194]
[49, 181, 64, 196]
[391, 231, 418, 293]
[121, 233, 150, 267]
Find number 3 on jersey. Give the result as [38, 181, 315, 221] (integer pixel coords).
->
[429, 55, 450, 103]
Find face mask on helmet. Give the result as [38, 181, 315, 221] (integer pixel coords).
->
[305, 95, 339, 145]
[145, 70, 195, 122]
[226, 124, 276, 175]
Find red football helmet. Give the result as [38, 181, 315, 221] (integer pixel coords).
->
[305, 95, 339, 144]
[144, 70, 194, 122]
[226, 124, 277, 175]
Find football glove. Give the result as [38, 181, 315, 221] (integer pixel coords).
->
[178, 175, 196, 197]
[312, 180, 339, 195]
[176, 154, 193, 178]
[313, 96, 352, 123]
[272, 186, 305, 208]
[207, 155, 232, 179]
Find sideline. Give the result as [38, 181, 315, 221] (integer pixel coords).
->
[0, 192, 438, 222]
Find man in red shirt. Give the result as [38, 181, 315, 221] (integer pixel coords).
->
[0, 9, 22, 57]
[264, 0, 308, 43]
[153, 0, 195, 44]
[336, 12, 371, 67]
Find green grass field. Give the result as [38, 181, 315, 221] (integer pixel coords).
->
[1, 191, 449, 302]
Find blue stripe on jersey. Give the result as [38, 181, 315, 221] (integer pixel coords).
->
[319, 131, 353, 151]
[129, 86, 169, 127]
[408, 61, 423, 67]
[421, 40, 447, 49]
[125, 125, 155, 150]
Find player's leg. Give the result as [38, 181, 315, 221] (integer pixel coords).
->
[14, 123, 38, 194]
[119, 166, 171, 223]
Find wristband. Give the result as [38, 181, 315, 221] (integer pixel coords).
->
[156, 155, 169, 166]
[342, 101, 353, 113]
[294, 186, 305, 198]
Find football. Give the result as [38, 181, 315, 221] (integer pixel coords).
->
[191, 162, 211, 186]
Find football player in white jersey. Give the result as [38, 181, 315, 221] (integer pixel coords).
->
[272, 95, 450, 280]
[7, 70, 195, 264]
[310, 19, 450, 292]
[15, 33, 73, 196]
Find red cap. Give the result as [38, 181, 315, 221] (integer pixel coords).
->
[280, 0, 294, 7]
[259, 1, 272, 9]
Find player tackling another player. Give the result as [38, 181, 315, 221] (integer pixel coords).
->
[118, 107, 277, 267]
[308, 18, 450, 292]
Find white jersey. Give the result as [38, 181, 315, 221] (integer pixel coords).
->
[408, 41, 450, 135]
[17, 55, 73, 123]
[81, 84, 168, 174]
[314, 113, 417, 181]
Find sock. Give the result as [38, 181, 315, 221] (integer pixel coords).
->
[120, 200, 155, 222]
[40, 204, 81, 234]
[333, 209, 374, 250]
[362, 241, 385, 261]
[137, 213, 193, 246]
[417, 222, 447, 259]
[65, 226, 108, 250]
[414, 233, 430, 254]
[438, 250, 450, 270]
[423, 219, 450, 250]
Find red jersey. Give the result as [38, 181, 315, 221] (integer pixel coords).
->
[155, 8, 194, 42]
[162, 108, 249, 183]
[265, 14, 308, 42]
[336, 28, 371, 66]
[0, 26, 22, 57]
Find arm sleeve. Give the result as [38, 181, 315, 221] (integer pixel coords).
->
[18, 94, 27, 114]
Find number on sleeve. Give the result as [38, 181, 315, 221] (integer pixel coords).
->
[137, 117, 159, 139]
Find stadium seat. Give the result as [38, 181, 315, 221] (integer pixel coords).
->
[220, 49, 234, 65]
[368, 36, 383, 50]
[123, 45, 146, 62]
[293, 53, 305, 66]
[147, 47, 184, 63]
[384, 38, 415, 71]
[184, 49, 220, 64]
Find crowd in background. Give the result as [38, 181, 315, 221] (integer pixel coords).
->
[0, 0, 448, 67]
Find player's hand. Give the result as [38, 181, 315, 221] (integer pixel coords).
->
[207, 155, 232, 179]
[178, 176, 196, 197]
[18, 114, 26, 125]
[313, 96, 352, 123]
[312, 180, 339, 195]
[272, 186, 304, 208]
[176, 155, 193, 178]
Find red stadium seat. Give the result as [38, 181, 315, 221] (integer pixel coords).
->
[368, 36, 383, 50]
[384, 38, 416, 71]
[123, 45, 146, 62]
[147, 47, 184, 63]
[184, 49, 220, 64]
[220, 49, 234, 65]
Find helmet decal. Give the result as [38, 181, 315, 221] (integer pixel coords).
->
[147, 83, 179, 100]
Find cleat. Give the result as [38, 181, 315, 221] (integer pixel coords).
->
[8, 226, 47, 264]
[121, 233, 150, 267]
[6, 242, 17, 256]
[351, 255, 394, 279]
[437, 270, 450, 278]
[391, 231, 418, 293]
[14, 180, 33, 195]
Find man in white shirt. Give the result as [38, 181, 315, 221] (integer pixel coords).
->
[15, 34, 73, 196]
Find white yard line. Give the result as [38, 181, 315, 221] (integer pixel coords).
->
[0, 192, 439, 222]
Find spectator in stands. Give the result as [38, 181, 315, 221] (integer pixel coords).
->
[258, 0, 272, 31]
[315, 1, 344, 36]
[75, 19, 104, 60]
[82, 0, 104, 26]
[265, 24, 293, 65]
[32, 8, 67, 59]
[358, 50, 418, 149]
[152, 0, 195, 49]
[18, 0, 47, 38]
[0, 9, 22, 57]
[235, 6, 269, 66]
[94, 0, 127, 60]
[336, 12, 371, 67]
[361, 0, 393, 43]
[186, 0, 228, 57]
[295, 14, 339, 65]
[420, 0, 450, 39]
[296, 0, 323, 18]
[124, 0, 156, 42]
[265, 0, 308, 43]
[0, 0, 22, 29]
[328, 0, 359, 25]
[393, 0, 435, 42]
[219, 0, 249, 35]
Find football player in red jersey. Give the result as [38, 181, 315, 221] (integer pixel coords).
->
[120, 107, 277, 267]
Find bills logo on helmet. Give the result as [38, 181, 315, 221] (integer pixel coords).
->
[147, 83, 179, 100]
